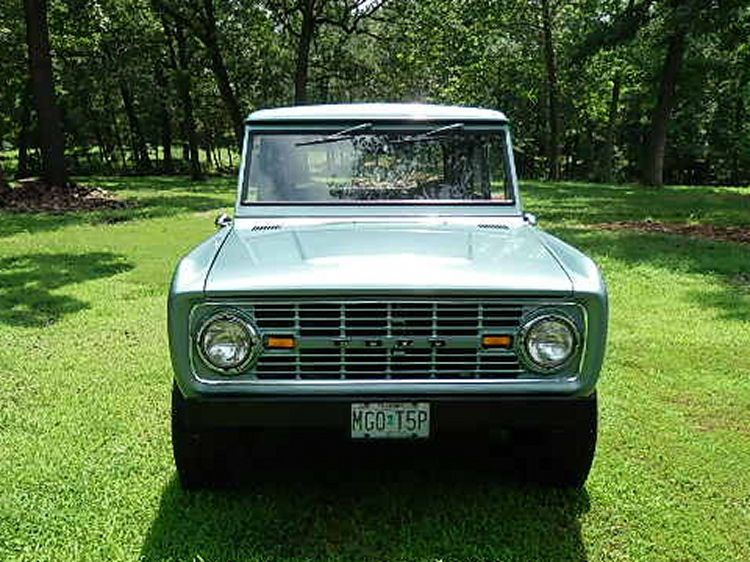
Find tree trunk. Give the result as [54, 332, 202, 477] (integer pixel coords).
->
[731, 60, 747, 185]
[541, 0, 560, 181]
[84, 146, 93, 171]
[601, 74, 621, 183]
[208, 137, 221, 169]
[202, 0, 244, 150]
[107, 100, 128, 171]
[161, 22, 191, 167]
[155, 63, 174, 174]
[643, 30, 686, 186]
[119, 80, 151, 172]
[0, 163, 10, 194]
[214, 145, 222, 170]
[173, 24, 203, 180]
[23, 0, 68, 186]
[16, 86, 32, 179]
[207, 145, 213, 170]
[160, 109, 173, 174]
[294, 1, 316, 105]
[93, 122, 109, 168]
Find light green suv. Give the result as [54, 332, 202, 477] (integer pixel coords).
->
[168, 103, 608, 488]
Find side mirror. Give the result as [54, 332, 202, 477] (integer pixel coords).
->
[215, 213, 233, 229]
[523, 212, 538, 226]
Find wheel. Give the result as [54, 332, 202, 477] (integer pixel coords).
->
[171, 383, 235, 490]
[513, 394, 598, 488]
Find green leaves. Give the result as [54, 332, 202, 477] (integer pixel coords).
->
[0, 0, 747, 185]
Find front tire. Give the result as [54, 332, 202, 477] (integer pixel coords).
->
[171, 383, 234, 490]
[513, 394, 598, 488]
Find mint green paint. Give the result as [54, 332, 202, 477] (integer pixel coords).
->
[169, 104, 608, 400]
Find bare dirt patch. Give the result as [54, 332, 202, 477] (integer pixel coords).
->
[596, 220, 750, 245]
[0, 179, 131, 213]
[669, 393, 750, 436]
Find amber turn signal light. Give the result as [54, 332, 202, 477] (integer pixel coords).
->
[266, 335, 296, 349]
[482, 335, 512, 348]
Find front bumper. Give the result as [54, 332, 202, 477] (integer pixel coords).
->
[177, 390, 597, 433]
[176, 376, 596, 400]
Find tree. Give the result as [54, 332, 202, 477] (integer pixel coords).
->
[643, 28, 685, 186]
[161, 16, 203, 180]
[0, 162, 9, 193]
[154, 60, 174, 174]
[1, 0, 747, 186]
[601, 72, 622, 183]
[23, 0, 68, 186]
[119, 78, 153, 172]
[267, 0, 387, 104]
[153, 0, 246, 149]
[16, 83, 33, 178]
[576, 0, 747, 185]
[540, 0, 561, 180]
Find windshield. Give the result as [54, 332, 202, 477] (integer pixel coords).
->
[242, 127, 514, 204]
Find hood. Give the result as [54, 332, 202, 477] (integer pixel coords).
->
[204, 221, 572, 296]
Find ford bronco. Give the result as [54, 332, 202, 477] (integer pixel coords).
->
[168, 103, 608, 488]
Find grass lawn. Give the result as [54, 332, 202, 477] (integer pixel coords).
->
[1, 176, 749, 561]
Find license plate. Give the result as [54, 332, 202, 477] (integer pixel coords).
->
[351, 402, 430, 439]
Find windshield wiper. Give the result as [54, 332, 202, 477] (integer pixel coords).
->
[394, 122, 465, 144]
[295, 122, 373, 147]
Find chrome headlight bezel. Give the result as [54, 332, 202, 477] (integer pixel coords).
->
[517, 313, 580, 374]
[195, 311, 261, 375]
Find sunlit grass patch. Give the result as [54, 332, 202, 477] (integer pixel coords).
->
[0, 177, 748, 561]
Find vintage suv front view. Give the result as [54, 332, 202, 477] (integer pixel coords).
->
[168, 103, 608, 488]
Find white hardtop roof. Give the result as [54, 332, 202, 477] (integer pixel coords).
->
[246, 103, 508, 123]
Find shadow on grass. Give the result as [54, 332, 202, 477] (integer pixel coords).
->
[84, 174, 237, 193]
[0, 194, 231, 239]
[0, 176, 234, 239]
[0, 252, 133, 327]
[141, 435, 590, 561]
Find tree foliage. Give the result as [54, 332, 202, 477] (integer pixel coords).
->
[1, 0, 748, 186]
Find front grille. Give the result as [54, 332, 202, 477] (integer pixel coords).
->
[253, 302, 522, 338]
[249, 301, 526, 381]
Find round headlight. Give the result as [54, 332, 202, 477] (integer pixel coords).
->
[520, 315, 578, 372]
[197, 313, 260, 373]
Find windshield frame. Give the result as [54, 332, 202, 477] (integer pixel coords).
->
[235, 122, 522, 218]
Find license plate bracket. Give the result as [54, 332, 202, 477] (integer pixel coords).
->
[351, 402, 430, 439]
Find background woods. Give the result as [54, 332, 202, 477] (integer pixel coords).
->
[1, 0, 749, 187]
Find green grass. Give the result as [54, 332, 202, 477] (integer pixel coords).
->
[1, 177, 749, 561]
